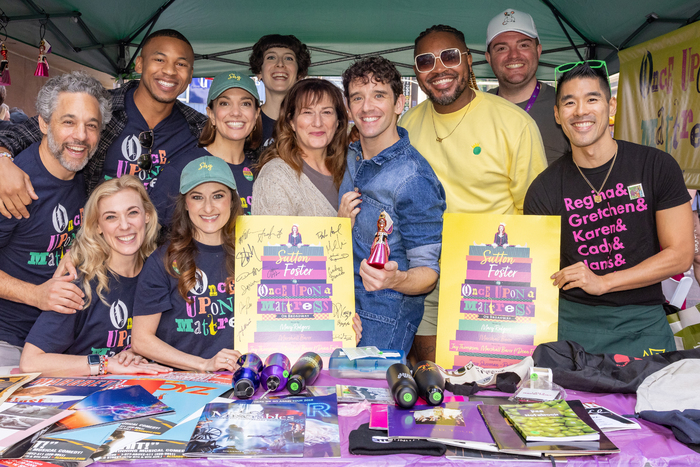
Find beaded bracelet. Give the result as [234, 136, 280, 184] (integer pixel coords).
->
[99, 355, 109, 375]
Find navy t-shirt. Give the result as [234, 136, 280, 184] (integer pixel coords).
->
[102, 87, 199, 190]
[261, 111, 276, 147]
[150, 147, 255, 227]
[0, 143, 86, 346]
[25, 273, 139, 356]
[133, 241, 235, 360]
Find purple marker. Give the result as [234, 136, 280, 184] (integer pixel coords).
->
[261, 353, 291, 392]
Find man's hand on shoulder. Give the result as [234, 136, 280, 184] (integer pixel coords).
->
[551, 261, 609, 296]
[359, 260, 405, 292]
[32, 274, 85, 314]
[0, 153, 37, 219]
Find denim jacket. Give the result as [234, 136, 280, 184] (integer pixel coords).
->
[339, 127, 446, 353]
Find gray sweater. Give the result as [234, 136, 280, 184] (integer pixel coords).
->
[252, 157, 337, 217]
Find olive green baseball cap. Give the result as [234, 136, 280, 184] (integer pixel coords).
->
[180, 156, 237, 194]
[207, 71, 260, 106]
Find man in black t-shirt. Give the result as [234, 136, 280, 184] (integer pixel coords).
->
[524, 62, 693, 357]
[0, 72, 111, 366]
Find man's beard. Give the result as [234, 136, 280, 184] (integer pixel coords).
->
[47, 127, 96, 173]
[422, 73, 469, 107]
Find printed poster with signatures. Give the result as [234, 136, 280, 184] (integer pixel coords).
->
[436, 213, 560, 370]
[234, 215, 356, 365]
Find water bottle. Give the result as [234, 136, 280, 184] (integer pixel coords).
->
[261, 353, 291, 392]
[232, 353, 263, 399]
[413, 360, 445, 406]
[286, 352, 323, 395]
[386, 363, 418, 409]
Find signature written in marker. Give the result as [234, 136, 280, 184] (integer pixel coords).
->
[330, 253, 349, 262]
[266, 268, 281, 279]
[237, 318, 252, 339]
[240, 296, 253, 315]
[238, 280, 257, 296]
[236, 243, 259, 267]
[332, 302, 352, 323]
[236, 267, 261, 282]
[328, 265, 344, 281]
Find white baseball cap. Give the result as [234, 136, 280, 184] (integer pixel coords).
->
[486, 9, 539, 48]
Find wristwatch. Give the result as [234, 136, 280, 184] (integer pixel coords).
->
[88, 354, 101, 376]
[0, 152, 13, 162]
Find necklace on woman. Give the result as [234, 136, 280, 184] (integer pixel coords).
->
[431, 91, 473, 143]
[573, 143, 618, 203]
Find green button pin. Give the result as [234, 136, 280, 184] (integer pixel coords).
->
[290, 382, 299, 391]
[432, 392, 442, 402]
[283, 370, 289, 378]
[403, 393, 413, 402]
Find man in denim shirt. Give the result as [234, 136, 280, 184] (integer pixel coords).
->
[338, 57, 446, 354]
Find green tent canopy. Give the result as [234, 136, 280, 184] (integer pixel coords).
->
[1, 0, 699, 78]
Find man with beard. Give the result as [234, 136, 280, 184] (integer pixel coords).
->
[486, 9, 569, 165]
[400, 25, 546, 362]
[0, 72, 111, 366]
[0, 29, 206, 219]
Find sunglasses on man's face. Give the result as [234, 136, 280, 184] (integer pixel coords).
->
[414, 48, 469, 74]
[137, 129, 154, 171]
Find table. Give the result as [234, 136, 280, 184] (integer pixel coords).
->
[95, 371, 699, 467]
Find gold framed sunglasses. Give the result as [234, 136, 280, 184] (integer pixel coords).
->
[414, 48, 469, 73]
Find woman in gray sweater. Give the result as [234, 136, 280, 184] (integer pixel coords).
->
[252, 79, 348, 216]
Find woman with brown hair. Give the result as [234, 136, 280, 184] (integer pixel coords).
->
[151, 71, 262, 223]
[132, 156, 243, 371]
[252, 78, 349, 216]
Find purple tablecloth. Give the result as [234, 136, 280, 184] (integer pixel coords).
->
[97, 372, 700, 466]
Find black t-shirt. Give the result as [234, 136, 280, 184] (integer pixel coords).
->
[0, 143, 86, 346]
[102, 87, 199, 190]
[150, 147, 256, 226]
[261, 111, 276, 147]
[133, 241, 235, 359]
[25, 273, 139, 356]
[524, 140, 690, 306]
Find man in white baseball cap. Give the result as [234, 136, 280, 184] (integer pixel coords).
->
[486, 8, 569, 165]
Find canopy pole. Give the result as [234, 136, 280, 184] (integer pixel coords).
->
[685, 8, 700, 25]
[540, 0, 595, 61]
[75, 16, 118, 72]
[539, 0, 594, 44]
[121, 0, 177, 74]
[618, 13, 658, 50]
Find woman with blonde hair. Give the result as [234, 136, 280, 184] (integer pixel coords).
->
[132, 156, 243, 371]
[20, 176, 171, 376]
[252, 78, 349, 216]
